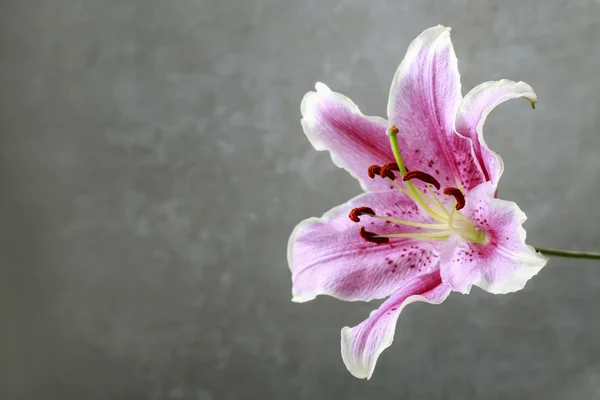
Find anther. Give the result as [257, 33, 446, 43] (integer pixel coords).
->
[402, 170, 441, 190]
[358, 227, 390, 244]
[367, 165, 382, 179]
[388, 125, 399, 135]
[379, 162, 399, 180]
[443, 187, 466, 210]
[349, 207, 375, 222]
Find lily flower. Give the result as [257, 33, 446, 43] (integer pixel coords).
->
[287, 26, 548, 379]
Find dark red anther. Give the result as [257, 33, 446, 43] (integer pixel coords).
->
[443, 187, 466, 210]
[358, 227, 389, 245]
[367, 165, 382, 179]
[402, 170, 441, 190]
[379, 162, 399, 180]
[348, 207, 375, 222]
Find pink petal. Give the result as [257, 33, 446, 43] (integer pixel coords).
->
[340, 271, 451, 379]
[301, 83, 395, 192]
[456, 80, 537, 186]
[439, 182, 547, 294]
[387, 26, 485, 191]
[288, 191, 441, 303]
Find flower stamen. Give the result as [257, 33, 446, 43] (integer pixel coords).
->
[370, 215, 450, 229]
[443, 187, 466, 210]
[379, 230, 452, 240]
[387, 128, 444, 217]
[402, 170, 441, 190]
[426, 185, 450, 217]
[348, 207, 375, 222]
[367, 165, 382, 179]
[385, 178, 448, 222]
[358, 128, 477, 243]
[379, 162, 400, 180]
[358, 227, 389, 244]
[448, 206, 456, 229]
[349, 205, 449, 230]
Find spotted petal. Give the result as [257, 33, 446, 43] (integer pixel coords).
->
[387, 25, 486, 191]
[456, 80, 537, 186]
[288, 190, 441, 303]
[341, 272, 451, 379]
[439, 182, 547, 294]
[301, 83, 395, 191]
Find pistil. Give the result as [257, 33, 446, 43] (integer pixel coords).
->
[386, 125, 407, 175]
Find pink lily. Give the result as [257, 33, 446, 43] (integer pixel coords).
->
[287, 26, 547, 379]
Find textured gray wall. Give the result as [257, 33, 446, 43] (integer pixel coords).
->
[2, 1, 600, 399]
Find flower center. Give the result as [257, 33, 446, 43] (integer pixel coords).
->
[349, 125, 487, 245]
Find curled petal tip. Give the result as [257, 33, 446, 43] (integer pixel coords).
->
[529, 98, 536, 109]
[314, 82, 330, 92]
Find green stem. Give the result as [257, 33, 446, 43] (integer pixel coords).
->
[535, 247, 600, 260]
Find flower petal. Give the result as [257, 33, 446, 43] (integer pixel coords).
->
[301, 83, 395, 191]
[288, 190, 441, 303]
[340, 272, 451, 379]
[387, 25, 485, 191]
[456, 80, 537, 186]
[440, 182, 547, 294]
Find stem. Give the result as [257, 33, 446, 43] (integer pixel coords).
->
[535, 247, 600, 260]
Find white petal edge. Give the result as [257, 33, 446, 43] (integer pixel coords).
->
[475, 196, 548, 294]
[301, 82, 389, 192]
[457, 79, 537, 185]
[340, 284, 450, 379]
[386, 25, 460, 121]
[287, 215, 321, 303]
[287, 192, 356, 303]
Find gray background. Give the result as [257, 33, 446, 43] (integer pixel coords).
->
[2, 0, 600, 399]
